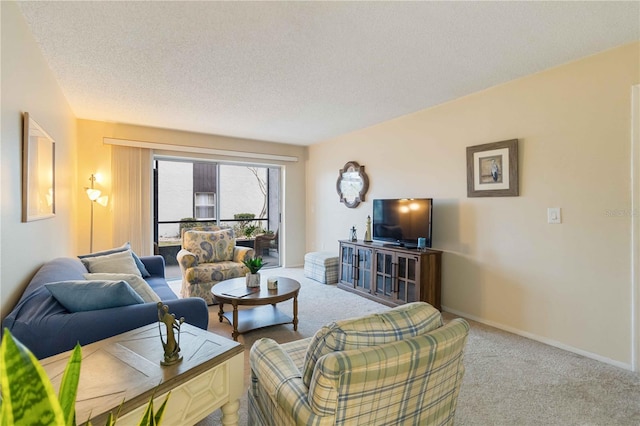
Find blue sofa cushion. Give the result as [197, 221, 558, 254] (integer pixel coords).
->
[45, 280, 144, 312]
[78, 242, 150, 277]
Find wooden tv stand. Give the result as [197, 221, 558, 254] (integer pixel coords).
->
[338, 240, 441, 310]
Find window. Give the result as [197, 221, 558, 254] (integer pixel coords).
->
[194, 192, 215, 219]
[154, 159, 281, 278]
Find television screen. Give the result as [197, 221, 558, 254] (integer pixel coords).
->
[372, 198, 433, 248]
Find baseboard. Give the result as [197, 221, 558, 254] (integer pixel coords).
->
[442, 305, 633, 371]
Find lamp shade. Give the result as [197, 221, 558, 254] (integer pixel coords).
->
[96, 195, 109, 207]
[86, 188, 101, 201]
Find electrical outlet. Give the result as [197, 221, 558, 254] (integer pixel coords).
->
[547, 207, 561, 224]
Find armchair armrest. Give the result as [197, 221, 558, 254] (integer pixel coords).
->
[177, 248, 198, 271]
[234, 246, 254, 263]
[250, 338, 332, 425]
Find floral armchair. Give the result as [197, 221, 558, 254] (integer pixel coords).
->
[177, 226, 254, 304]
[248, 302, 469, 425]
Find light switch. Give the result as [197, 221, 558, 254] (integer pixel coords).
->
[547, 207, 561, 224]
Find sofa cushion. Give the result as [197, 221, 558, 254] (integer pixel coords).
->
[183, 229, 235, 263]
[16, 258, 88, 304]
[301, 302, 443, 387]
[84, 272, 161, 303]
[45, 280, 144, 312]
[184, 261, 248, 285]
[78, 242, 150, 277]
[80, 250, 142, 276]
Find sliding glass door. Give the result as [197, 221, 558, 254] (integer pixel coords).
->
[154, 158, 281, 279]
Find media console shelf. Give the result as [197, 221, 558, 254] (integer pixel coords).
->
[338, 240, 441, 310]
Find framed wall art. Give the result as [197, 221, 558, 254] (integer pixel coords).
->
[336, 161, 369, 208]
[466, 139, 518, 197]
[22, 112, 55, 222]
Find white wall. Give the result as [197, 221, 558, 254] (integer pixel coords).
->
[157, 161, 193, 238]
[1, 1, 78, 318]
[307, 43, 640, 367]
[220, 164, 268, 220]
[157, 161, 270, 238]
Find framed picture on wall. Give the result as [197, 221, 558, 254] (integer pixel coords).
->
[22, 112, 56, 221]
[466, 139, 518, 197]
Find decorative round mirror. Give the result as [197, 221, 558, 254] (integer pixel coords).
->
[336, 161, 369, 208]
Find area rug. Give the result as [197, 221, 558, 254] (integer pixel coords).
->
[170, 268, 640, 426]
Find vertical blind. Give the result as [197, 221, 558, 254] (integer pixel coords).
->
[111, 146, 153, 256]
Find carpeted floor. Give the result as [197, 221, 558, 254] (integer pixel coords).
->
[170, 268, 640, 426]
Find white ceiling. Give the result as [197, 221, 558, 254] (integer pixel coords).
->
[16, 1, 640, 146]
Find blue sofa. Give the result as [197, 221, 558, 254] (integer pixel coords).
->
[1, 255, 209, 359]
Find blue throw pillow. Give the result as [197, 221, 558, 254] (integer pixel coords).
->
[45, 280, 145, 312]
[78, 242, 151, 278]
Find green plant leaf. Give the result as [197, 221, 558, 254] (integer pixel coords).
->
[59, 343, 82, 426]
[104, 411, 114, 426]
[136, 399, 153, 426]
[0, 329, 65, 425]
[242, 256, 265, 273]
[1, 393, 8, 425]
[153, 393, 170, 425]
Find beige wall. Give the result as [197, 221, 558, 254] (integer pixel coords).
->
[307, 43, 640, 367]
[77, 120, 307, 267]
[1, 1, 78, 318]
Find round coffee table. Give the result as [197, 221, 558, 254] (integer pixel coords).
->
[212, 277, 300, 341]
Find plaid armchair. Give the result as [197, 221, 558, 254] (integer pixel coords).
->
[248, 302, 469, 426]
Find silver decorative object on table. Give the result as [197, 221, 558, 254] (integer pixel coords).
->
[157, 302, 185, 366]
[267, 277, 278, 290]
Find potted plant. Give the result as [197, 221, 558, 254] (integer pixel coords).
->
[243, 257, 265, 288]
[233, 213, 256, 238]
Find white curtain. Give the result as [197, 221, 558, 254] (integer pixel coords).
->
[111, 146, 153, 256]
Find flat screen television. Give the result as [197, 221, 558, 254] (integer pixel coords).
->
[372, 198, 433, 248]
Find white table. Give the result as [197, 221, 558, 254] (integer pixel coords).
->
[41, 323, 244, 425]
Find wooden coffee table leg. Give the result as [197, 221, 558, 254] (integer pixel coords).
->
[218, 303, 224, 323]
[293, 292, 298, 331]
[232, 301, 239, 341]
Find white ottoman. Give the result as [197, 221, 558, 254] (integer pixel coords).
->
[304, 252, 339, 284]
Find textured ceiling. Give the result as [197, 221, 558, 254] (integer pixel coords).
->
[16, 1, 640, 146]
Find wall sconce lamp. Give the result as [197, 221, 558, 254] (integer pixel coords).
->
[85, 174, 108, 253]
